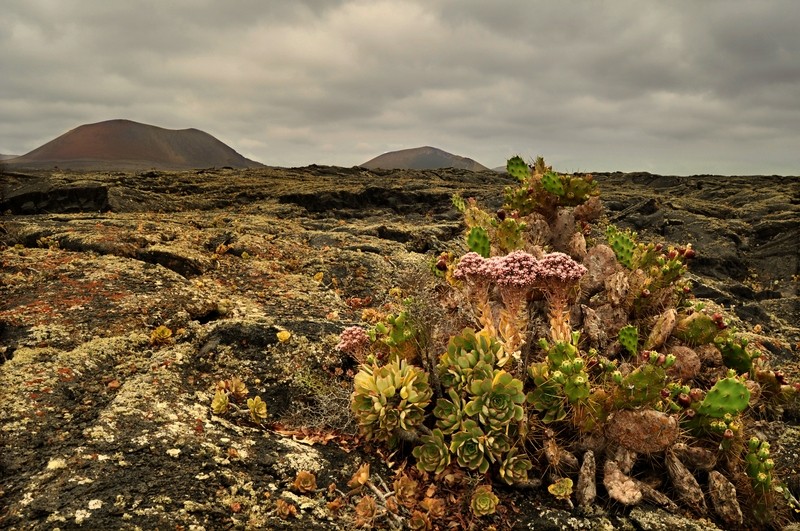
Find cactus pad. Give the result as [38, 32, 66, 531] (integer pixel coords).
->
[697, 375, 750, 418]
[673, 311, 720, 345]
[541, 171, 565, 197]
[506, 156, 530, 182]
[715, 334, 760, 374]
[467, 226, 491, 258]
[618, 325, 639, 356]
[606, 226, 637, 269]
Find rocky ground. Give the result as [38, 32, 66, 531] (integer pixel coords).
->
[0, 166, 798, 530]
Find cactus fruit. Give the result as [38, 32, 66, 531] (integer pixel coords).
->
[605, 226, 637, 269]
[618, 325, 639, 356]
[697, 373, 750, 418]
[506, 155, 530, 182]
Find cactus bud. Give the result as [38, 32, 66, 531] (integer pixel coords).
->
[757, 448, 770, 461]
[748, 436, 761, 452]
[611, 370, 623, 385]
[436, 258, 448, 271]
[668, 249, 679, 260]
[723, 429, 735, 440]
[664, 354, 676, 368]
[661, 388, 671, 399]
[763, 459, 775, 471]
[683, 408, 696, 419]
[774, 371, 787, 385]
[655, 243, 664, 252]
[689, 388, 704, 402]
[677, 393, 692, 408]
[683, 246, 696, 259]
[641, 288, 651, 298]
[648, 351, 659, 364]
[552, 370, 566, 385]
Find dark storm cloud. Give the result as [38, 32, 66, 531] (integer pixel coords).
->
[1, 0, 798, 174]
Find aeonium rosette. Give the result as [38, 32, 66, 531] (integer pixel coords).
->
[464, 370, 526, 431]
[351, 359, 433, 445]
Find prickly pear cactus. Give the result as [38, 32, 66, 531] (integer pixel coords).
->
[715, 334, 760, 375]
[495, 218, 525, 253]
[605, 225, 637, 269]
[506, 155, 530, 182]
[617, 325, 639, 357]
[673, 311, 721, 345]
[467, 226, 491, 258]
[541, 171, 565, 197]
[697, 373, 751, 418]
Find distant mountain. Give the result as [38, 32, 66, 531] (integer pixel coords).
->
[360, 146, 489, 171]
[0, 154, 19, 160]
[5, 119, 263, 170]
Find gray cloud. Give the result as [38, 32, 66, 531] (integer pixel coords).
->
[2, 0, 799, 174]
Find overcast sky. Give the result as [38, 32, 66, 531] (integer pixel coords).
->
[2, 1, 799, 174]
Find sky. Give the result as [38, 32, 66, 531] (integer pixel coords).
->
[1, 1, 799, 175]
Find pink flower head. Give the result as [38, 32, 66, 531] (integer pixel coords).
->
[535, 252, 587, 284]
[491, 250, 539, 289]
[336, 326, 370, 354]
[453, 252, 492, 282]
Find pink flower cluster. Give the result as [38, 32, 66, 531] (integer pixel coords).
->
[453, 252, 494, 282]
[454, 250, 586, 290]
[535, 252, 587, 284]
[492, 250, 539, 289]
[336, 326, 370, 354]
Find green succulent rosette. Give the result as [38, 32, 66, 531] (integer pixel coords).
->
[498, 448, 533, 485]
[433, 388, 467, 434]
[470, 484, 499, 517]
[412, 428, 451, 475]
[450, 420, 492, 474]
[351, 359, 433, 444]
[464, 370, 525, 430]
[438, 329, 502, 390]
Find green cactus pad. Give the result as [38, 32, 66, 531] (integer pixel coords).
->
[715, 334, 759, 374]
[541, 171, 565, 197]
[615, 364, 666, 408]
[606, 226, 637, 269]
[697, 376, 750, 418]
[673, 311, 720, 345]
[467, 226, 491, 258]
[618, 325, 639, 356]
[506, 156, 530, 182]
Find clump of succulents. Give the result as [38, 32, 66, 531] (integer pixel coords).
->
[341, 156, 799, 527]
[351, 358, 433, 446]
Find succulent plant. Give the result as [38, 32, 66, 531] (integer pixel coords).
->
[292, 470, 317, 494]
[438, 329, 502, 391]
[506, 155, 530, 181]
[612, 360, 668, 409]
[470, 484, 499, 517]
[351, 359, 432, 444]
[714, 333, 760, 375]
[412, 428, 451, 474]
[673, 310, 720, 345]
[393, 474, 419, 508]
[450, 420, 492, 473]
[617, 325, 639, 357]
[247, 395, 268, 423]
[498, 448, 533, 485]
[433, 388, 467, 434]
[211, 389, 229, 415]
[696, 372, 750, 418]
[467, 226, 491, 258]
[150, 324, 173, 346]
[464, 370, 526, 430]
[606, 225, 637, 269]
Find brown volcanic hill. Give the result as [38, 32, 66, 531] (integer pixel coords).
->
[360, 146, 489, 171]
[6, 119, 263, 170]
